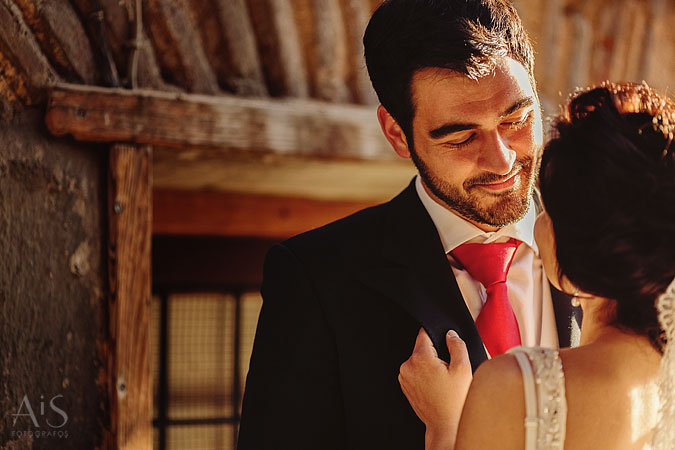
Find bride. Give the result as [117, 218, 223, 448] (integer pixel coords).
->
[398, 82, 675, 450]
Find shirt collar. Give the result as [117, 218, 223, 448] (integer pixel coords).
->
[414, 175, 538, 254]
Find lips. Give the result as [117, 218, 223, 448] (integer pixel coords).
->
[477, 170, 520, 191]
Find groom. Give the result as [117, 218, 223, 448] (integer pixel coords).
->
[238, 1, 580, 449]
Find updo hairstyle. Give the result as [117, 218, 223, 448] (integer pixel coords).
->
[539, 82, 675, 351]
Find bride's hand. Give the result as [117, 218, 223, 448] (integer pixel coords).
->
[398, 328, 473, 449]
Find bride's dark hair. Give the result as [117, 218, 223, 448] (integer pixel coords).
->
[539, 82, 675, 352]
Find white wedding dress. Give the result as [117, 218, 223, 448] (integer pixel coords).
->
[508, 346, 567, 450]
[506, 274, 675, 450]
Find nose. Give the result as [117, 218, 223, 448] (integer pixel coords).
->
[478, 130, 516, 175]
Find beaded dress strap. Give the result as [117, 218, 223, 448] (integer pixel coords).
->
[507, 346, 567, 450]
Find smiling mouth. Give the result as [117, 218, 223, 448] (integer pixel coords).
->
[474, 169, 521, 192]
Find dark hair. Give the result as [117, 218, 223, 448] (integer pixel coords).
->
[363, 0, 535, 139]
[539, 82, 675, 352]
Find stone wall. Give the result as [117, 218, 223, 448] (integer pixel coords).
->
[0, 105, 108, 450]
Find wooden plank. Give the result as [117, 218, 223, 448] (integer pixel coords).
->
[96, 0, 131, 75]
[339, 0, 378, 105]
[623, 0, 648, 82]
[153, 188, 378, 238]
[213, 0, 268, 96]
[246, 0, 309, 97]
[588, 0, 617, 83]
[45, 83, 395, 161]
[0, 0, 59, 104]
[106, 144, 152, 450]
[291, 0, 317, 95]
[70, 0, 121, 87]
[608, 0, 636, 81]
[96, 0, 177, 91]
[144, 0, 220, 94]
[152, 147, 414, 201]
[565, 10, 592, 92]
[538, 0, 564, 102]
[311, 0, 351, 102]
[13, 0, 98, 84]
[0, 48, 27, 104]
[640, 0, 668, 83]
[269, 0, 310, 97]
[510, 0, 539, 40]
[184, 0, 232, 90]
[133, 29, 185, 91]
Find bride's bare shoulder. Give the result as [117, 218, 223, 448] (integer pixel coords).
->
[455, 353, 526, 450]
[468, 351, 525, 398]
[557, 340, 661, 449]
[558, 336, 661, 382]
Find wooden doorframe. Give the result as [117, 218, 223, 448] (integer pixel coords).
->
[105, 144, 153, 450]
[44, 82, 403, 449]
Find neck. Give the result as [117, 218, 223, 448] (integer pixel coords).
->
[578, 295, 619, 345]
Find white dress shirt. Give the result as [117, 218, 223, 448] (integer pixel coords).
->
[415, 176, 559, 354]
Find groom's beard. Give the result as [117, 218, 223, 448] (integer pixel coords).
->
[411, 151, 539, 228]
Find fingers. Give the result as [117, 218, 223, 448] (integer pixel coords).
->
[412, 327, 438, 358]
[400, 328, 443, 386]
[446, 330, 471, 372]
[399, 329, 473, 430]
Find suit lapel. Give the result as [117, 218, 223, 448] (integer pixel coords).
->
[361, 181, 488, 370]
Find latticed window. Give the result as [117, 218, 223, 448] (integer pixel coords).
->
[151, 291, 262, 450]
[150, 235, 273, 450]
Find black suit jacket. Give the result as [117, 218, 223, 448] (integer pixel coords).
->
[237, 180, 581, 450]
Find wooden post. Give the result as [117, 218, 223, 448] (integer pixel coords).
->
[106, 144, 152, 450]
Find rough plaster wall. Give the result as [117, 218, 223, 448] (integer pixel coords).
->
[0, 105, 108, 450]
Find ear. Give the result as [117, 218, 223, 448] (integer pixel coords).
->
[558, 275, 579, 297]
[376, 105, 412, 159]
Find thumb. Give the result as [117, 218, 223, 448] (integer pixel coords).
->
[412, 327, 438, 358]
[446, 330, 470, 370]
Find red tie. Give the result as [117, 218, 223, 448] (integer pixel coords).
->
[451, 239, 522, 356]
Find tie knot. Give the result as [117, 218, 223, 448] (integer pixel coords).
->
[451, 239, 521, 287]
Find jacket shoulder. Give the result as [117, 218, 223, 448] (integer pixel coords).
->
[281, 200, 390, 255]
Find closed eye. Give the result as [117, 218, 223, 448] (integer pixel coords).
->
[443, 133, 476, 149]
[501, 111, 534, 129]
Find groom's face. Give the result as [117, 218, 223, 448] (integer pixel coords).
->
[406, 58, 543, 231]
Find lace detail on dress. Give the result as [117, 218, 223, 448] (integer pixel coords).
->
[653, 278, 675, 450]
[508, 347, 567, 450]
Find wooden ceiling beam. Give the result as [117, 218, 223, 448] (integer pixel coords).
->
[339, 0, 378, 105]
[213, 0, 268, 96]
[153, 189, 378, 238]
[151, 147, 414, 201]
[246, 0, 310, 97]
[0, 0, 59, 105]
[311, 0, 351, 102]
[640, 0, 669, 84]
[144, 0, 220, 94]
[97, 0, 178, 91]
[13, 0, 98, 84]
[45, 83, 395, 161]
[70, 0, 121, 87]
